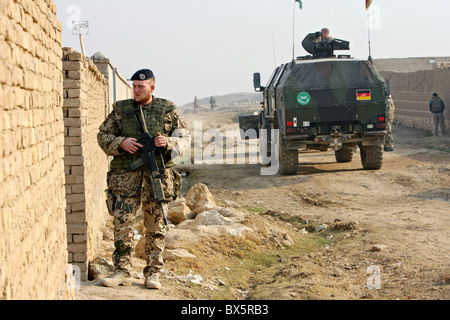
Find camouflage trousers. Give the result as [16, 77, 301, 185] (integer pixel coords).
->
[385, 120, 394, 148]
[106, 168, 180, 277]
[112, 198, 167, 277]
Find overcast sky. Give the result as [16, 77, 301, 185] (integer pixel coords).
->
[53, 0, 450, 106]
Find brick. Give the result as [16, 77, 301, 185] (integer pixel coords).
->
[62, 61, 82, 71]
[67, 127, 82, 137]
[73, 252, 87, 263]
[64, 117, 81, 128]
[67, 242, 87, 253]
[67, 223, 86, 235]
[67, 89, 81, 99]
[73, 234, 88, 243]
[71, 201, 86, 212]
[66, 212, 86, 224]
[66, 109, 82, 118]
[66, 193, 85, 204]
[64, 174, 85, 185]
[64, 155, 83, 166]
[64, 136, 82, 146]
[67, 52, 83, 61]
[67, 71, 82, 80]
[69, 146, 82, 156]
[70, 166, 85, 175]
[71, 183, 85, 193]
[63, 79, 81, 89]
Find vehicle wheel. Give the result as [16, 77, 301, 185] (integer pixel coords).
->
[335, 147, 353, 163]
[360, 145, 383, 170]
[278, 134, 298, 175]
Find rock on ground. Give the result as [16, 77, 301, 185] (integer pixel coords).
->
[185, 183, 216, 214]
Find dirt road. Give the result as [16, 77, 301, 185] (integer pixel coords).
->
[76, 106, 449, 300]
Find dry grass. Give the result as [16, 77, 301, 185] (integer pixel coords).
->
[161, 210, 364, 300]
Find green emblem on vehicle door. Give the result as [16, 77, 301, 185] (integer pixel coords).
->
[297, 92, 311, 106]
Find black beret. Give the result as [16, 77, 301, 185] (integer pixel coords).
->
[131, 69, 154, 81]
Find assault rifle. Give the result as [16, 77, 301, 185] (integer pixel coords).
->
[126, 105, 168, 226]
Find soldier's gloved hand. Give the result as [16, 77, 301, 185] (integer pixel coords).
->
[120, 138, 143, 154]
[154, 133, 167, 149]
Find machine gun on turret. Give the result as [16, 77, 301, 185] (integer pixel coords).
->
[301, 32, 350, 59]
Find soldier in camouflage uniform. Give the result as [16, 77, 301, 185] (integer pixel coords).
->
[97, 69, 190, 289]
[193, 96, 199, 113]
[384, 94, 395, 151]
[209, 96, 217, 111]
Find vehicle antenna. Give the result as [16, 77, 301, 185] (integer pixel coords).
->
[293, 1, 304, 60]
[366, 0, 373, 61]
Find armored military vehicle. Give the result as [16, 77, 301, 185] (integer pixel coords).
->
[240, 32, 387, 175]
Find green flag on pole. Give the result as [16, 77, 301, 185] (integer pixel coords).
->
[295, 0, 303, 10]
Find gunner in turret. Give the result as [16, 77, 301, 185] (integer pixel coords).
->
[320, 28, 334, 41]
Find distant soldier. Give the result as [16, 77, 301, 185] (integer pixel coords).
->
[193, 96, 199, 114]
[209, 96, 217, 111]
[384, 94, 395, 151]
[429, 92, 447, 136]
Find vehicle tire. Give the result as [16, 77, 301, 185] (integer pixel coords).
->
[278, 134, 298, 175]
[360, 145, 383, 170]
[335, 147, 353, 163]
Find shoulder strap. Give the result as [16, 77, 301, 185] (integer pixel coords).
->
[113, 99, 135, 114]
[153, 97, 176, 113]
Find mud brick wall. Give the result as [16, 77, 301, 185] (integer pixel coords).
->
[0, 0, 72, 299]
[381, 68, 450, 132]
[62, 48, 110, 281]
[375, 57, 450, 73]
[92, 52, 132, 111]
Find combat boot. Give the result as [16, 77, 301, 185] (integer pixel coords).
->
[144, 273, 161, 290]
[99, 270, 132, 287]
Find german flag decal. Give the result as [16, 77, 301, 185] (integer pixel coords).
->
[357, 90, 372, 101]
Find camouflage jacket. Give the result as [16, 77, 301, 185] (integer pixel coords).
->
[386, 98, 395, 121]
[97, 97, 190, 170]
